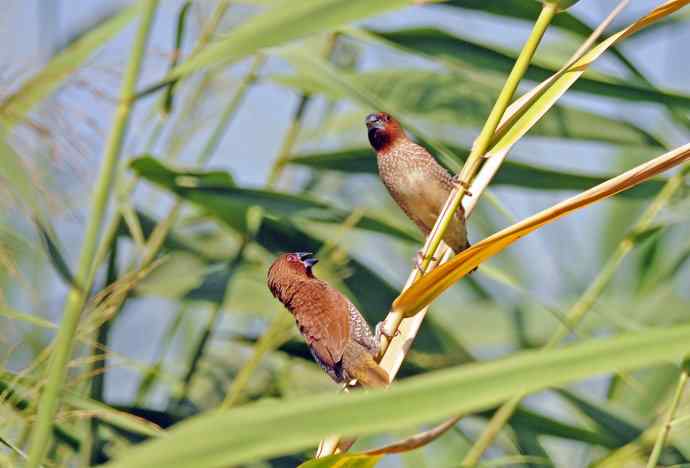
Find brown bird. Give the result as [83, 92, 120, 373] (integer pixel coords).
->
[267, 252, 389, 388]
[366, 112, 470, 258]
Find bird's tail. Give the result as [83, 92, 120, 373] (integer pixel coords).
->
[344, 344, 390, 388]
[356, 360, 390, 388]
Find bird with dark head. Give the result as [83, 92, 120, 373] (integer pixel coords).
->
[267, 252, 389, 388]
[366, 112, 470, 257]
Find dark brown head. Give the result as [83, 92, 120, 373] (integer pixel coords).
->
[267, 252, 319, 298]
[366, 112, 404, 152]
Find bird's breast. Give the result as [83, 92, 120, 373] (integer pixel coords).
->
[381, 159, 449, 207]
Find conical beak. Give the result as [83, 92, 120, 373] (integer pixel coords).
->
[296, 252, 318, 268]
[365, 113, 384, 129]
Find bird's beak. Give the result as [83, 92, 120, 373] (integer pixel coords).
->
[365, 113, 384, 130]
[296, 252, 319, 268]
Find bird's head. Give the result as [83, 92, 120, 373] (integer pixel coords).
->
[366, 112, 404, 152]
[267, 252, 319, 296]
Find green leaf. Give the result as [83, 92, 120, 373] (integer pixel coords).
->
[497, 407, 619, 448]
[117, 210, 211, 261]
[288, 146, 669, 199]
[65, 396, 163, 440]
[442, 0, 595, 38]
[35, 219, 78, 289]
[130, 156, 418, 242]
[558, 388, 688, 462]
[0, 3, 141, 127]
[513, 430, 552, 468]
[0, 434, 28, 463]
[366, 27, 690, 114]
[0, 132, 78, 289]
[159, 0, 435, 83]
[0, 305, 57, 330]
[440, 1, 654, 79]
[125, 162, 400, 321]
[135, 251, 208, 298]
[103, 325, 690, 468]
[0, 371, 164, 452]
[273, 58, 663, 148]
[558, 390, 642, 445]
[607, 365, 680, 419]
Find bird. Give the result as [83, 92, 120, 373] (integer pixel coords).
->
[366, 112, 470, 262]
[267, 252, 389, 388]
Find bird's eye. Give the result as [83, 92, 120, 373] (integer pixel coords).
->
[287, 254, 297, 261]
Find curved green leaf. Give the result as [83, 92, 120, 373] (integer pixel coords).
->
[288, 146, 669, 199]
[367, 27, 690, 113]
[158, 0, 439, 84]
[273, 58, 663, 148]
[440, 0, 652, 78]
[441, 0, 598, 38]
[104, 324, 690, 467]
[130, 156, 418, 242]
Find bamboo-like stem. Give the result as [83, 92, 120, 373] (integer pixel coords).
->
[377, 2, 556, 348]
[318, 6, 557, 457]
[416, 3, 557, 274]
[461, 166, 687, 466]
[85, 242, 119, 465]
[26, 2, 159, 466]
[321, 0, 654, 456]
[646, 359, 690, 468]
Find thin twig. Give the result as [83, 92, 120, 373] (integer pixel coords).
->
[646, 359, 690, 468]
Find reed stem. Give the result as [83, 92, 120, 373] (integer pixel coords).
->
[26, 3, 159, 465]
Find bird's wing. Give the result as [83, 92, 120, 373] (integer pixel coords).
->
[292, 280, 350, 368]
[346, 300, 378, 355]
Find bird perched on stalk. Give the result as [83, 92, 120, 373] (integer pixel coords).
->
[366, 112, 471, 263]
[267, 252, 389, 388]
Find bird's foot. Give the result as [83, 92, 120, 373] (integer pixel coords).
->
[415, 250, 437, 274]
[452, 175, 473, 197]
[375, 322, 400, 348]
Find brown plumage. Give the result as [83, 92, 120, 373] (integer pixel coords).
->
[366, 112, 470, 253]
[267, 252, 389, 388]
